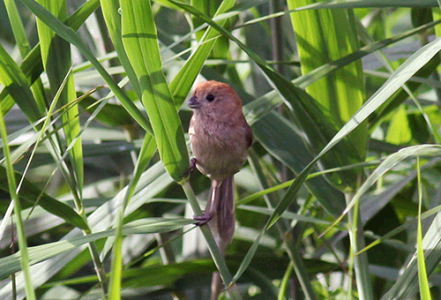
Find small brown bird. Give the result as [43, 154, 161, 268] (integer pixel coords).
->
[188, 80, 252, 299]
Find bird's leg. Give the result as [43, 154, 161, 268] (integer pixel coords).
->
[184, 158, 197, 178]
[187, 157, 214, 226]
[194, 182, 219, 226]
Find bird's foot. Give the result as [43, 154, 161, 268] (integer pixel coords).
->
[184, 158, 197, 178]
[193, 211, 213, 226]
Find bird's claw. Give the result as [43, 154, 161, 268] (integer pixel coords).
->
[184, 158, 197, 178]
[193, 211, 213, 226]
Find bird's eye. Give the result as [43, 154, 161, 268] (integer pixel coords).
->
[206, 94, 215, 102]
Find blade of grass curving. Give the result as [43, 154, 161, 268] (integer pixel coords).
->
[311, 36, 441, 180]
[416, 157, 433, 300]
[169, 0, 236, 108]
[19, 0, 152, 133]
[121, 0, 188, 182]
[0, 91, 36, 300]
[355, 18, 439, 143]
[325, 145, 441, 237]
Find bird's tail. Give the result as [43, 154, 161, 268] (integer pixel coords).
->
[207, 176, 235, 250]
[206, 176, 235, 300]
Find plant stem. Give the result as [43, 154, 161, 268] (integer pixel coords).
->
[181, 181, 242, 300]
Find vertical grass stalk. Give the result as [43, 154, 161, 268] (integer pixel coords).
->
[0, 98, 36, 300]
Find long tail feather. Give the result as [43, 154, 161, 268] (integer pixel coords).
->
[206, 176, 235, 299]
[217, 176, 235, 245]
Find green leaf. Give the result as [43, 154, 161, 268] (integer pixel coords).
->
[241, 19, 441, 130]
[19, 0, 152, 133]
[100, 0, 142, 98]
[369, 55, 441, 128]
[292, 0, 438, 10]
[386, 105, 412, 144]
[0, 218, 194, 278]
[4, 0, 47, 114]
[0, 0, 100, 115]
[416, 157, 433, 300]
[378, 147, 441, 299]
[36, 0, 84, 194]
[235, 35, 441, 290]
[108, 134, 157, 300]
[121, 0, 189, 183]
[0, 43, 41, 124]
[252, 111, 345, 215]
[0, 85, 36, 300]
[0, 166, 89, 231]
[287, 0, 367, 190]
[0, 162, 175, 297]
[78, 92, 135, 127]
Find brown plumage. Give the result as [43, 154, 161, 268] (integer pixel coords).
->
[187, 80, 252, 299]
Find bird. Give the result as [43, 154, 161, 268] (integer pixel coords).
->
[187, 80, 253, 299]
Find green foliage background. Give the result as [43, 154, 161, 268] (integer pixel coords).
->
[1, 0, 441, 299]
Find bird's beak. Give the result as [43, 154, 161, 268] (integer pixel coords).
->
[187, 96, 201, 109]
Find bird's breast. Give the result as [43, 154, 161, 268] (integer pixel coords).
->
[189, 118, 248, 181]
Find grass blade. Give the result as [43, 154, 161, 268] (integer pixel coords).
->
[0, 89, 36, 300]
[36, 0, 84, 196]
[416, 157, 432, 300]
[19, 0, 152, 133]
[0, 43, 41, 124]
[121, 0, 188, 183]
